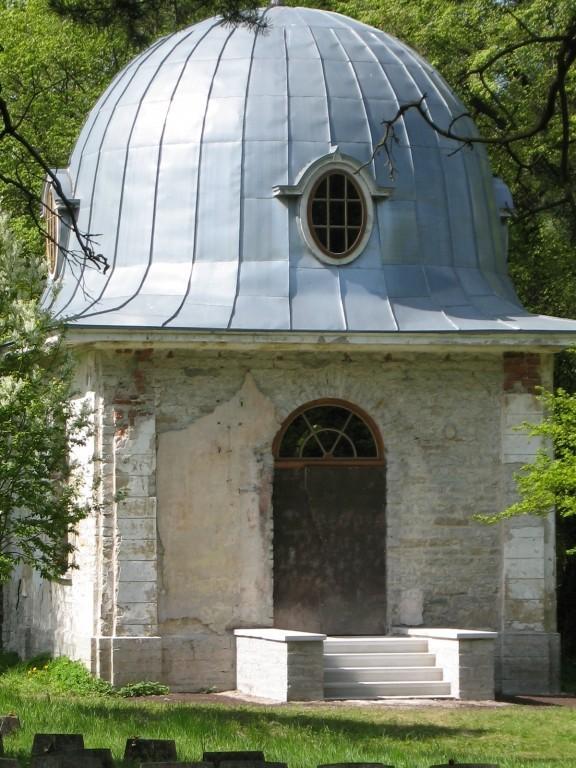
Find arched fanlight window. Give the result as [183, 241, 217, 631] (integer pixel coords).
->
[274, 399, 384, 467]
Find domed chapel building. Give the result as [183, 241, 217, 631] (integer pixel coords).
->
[5, 4, 576, 699]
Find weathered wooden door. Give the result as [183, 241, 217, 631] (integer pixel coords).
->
[272, 401, 386, 635]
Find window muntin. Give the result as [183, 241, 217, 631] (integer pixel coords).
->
[307, 171, 366, 259]
[275, 401, 383, 466]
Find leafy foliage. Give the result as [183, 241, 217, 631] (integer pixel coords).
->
[334, 0, 576, 319]
[482, 388, 576, 534]
[0, 653, 172, 697]
[0, 217, 90, 581]
[116, 681, 170, 698]
[48, 0, 262, 46]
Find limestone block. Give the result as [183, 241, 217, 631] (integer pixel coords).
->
[117, 453, 155, 477]
[117, 498, 157, 519]
[118, 561, 157, 582]
[110, 636, 162, 686]
[505, 558, 544, 579]
[506, 579, 545, 601]
[235, 630, 324, 701]
[118, 518, 156, 541]
[236, 636, 287, 700]
[500, 631, 560, 694]
[161, 634, 235, 692]
[502, 433, 541, 459]
[115, 624, 157, 638]
[117, 540, 157, 561]
[116, 601, 157, 625]
[117, 581, 157, 604]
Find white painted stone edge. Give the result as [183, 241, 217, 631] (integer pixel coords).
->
[402, 628, 498, 640]
[234, 628, 327, 643]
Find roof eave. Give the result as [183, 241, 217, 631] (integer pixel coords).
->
[62, 326, 576, 353]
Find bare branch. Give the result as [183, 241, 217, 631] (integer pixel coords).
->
[0, 95, 108, 273]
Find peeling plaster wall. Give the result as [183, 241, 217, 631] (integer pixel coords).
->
[156, 375, 277, 689]
[2, 346, 559, 693]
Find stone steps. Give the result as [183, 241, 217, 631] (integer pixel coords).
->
[324, 636, 452, 699]
[325, 666, 444, 683]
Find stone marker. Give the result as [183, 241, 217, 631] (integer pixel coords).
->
[318, 764, 394, 768]
[142, 764, 212, 768]
[31, 754, 104, 768]
[124, 738, 177, 763]
[0, 717, 21, 737]
[219, 761, 286, 768]
[429, 762, 499, 767]
[203, 753, 265, 766]
[31, 735, 84, 756]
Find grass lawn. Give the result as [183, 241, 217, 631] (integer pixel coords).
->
[1, 690, 575, 768]
[0, 657, 574, 768]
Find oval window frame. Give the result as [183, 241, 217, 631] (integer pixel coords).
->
[298, 161, 375, 266]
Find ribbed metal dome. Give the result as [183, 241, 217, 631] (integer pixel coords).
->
[44, 5, 576, 333]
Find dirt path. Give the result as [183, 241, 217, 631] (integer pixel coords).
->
[135, 691, 576, 708]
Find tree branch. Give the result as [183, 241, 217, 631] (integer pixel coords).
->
[0, 95, 108, 272]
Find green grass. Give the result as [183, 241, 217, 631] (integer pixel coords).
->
[0, 656, 574, 768]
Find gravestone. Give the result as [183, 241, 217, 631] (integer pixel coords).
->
[142, 764, 212, 768]
[124, 739, 177, 763]
[0, 717, 21, 737]
[429, 764, 499, 767]
[31, 754, 104, 768]
[31, 735, 84, 756]
[203, 752, 265, 766]
[318, 764, 394, 768]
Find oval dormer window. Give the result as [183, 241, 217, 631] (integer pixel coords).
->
[307, 171, 366, 260]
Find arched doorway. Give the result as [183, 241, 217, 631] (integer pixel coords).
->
[272, 399, 386, 635]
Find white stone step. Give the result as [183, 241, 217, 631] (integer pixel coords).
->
[324, 637, 428, 654]
[324, 680, 452, 698]
[324, 652, 436, 668]
[325, 666, 444, 683]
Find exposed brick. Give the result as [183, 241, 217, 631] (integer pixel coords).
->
[503, 352, 541, 393]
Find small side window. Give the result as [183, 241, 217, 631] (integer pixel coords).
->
[44, 189, 60, 277]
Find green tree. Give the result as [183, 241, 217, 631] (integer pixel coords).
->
[333, 0, 576, 319]
[0, 217, 90, 581]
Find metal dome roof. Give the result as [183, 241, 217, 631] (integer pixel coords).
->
[44, 5, 576, 334]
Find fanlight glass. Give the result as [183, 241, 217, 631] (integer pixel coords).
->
[278, 404, 379, 461]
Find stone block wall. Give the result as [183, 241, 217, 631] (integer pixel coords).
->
[499, 353, 559, 693]
[235, 629, 325, 701]
[2, 344, 560, 694]
[406, 629, 497, 700]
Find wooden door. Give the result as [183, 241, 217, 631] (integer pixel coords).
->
[272, 401, 386, 635]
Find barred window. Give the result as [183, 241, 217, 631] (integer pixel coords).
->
[307, 171, 366, 259]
